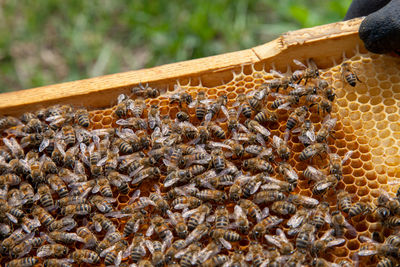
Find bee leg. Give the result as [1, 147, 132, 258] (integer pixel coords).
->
[355, 73, 363, 83]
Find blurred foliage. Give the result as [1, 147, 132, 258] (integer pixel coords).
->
[0, 0, 351, 92]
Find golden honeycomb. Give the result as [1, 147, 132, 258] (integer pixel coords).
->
[0, 46, 400, 267]
[87, 50, 400, 265]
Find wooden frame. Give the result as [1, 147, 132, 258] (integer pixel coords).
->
[0, 18, 364, 116]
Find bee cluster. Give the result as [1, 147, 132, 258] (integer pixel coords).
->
[0, 59, 398, 267]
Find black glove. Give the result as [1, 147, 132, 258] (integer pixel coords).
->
[345, 0, 400, 54]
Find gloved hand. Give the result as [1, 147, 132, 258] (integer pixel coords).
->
[344, 0, 400, 54]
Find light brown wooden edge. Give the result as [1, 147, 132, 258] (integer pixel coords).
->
[0, 18, 365, 117]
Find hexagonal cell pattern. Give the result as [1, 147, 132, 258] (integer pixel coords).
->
[0, 49, 399, 267]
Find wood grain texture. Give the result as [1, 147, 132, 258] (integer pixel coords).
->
[0, 18, 365, 116]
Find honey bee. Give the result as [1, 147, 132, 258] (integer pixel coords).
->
[205, 95, 227, 121]
[271, 93, 300, 109]
[89, 195, 115, 213]
[0, 116, 21, 130]
[188, 91, 210, 121]
[165, 239, 186, 264]
[213, 206, 229, 229]
[131, 166, 161, 185]
[196, 189, 227, 203]
[314, 116, 337, 143]
[330, 211, 357, 237]
[46, 230, 84, 245]
[267, 70, 293, 92]
[232, 93, 252, 118]
[311, 229, 346, 256]
[37, 183, 54, 209]
[251, 213, 283, 240]
[172, 195, 202, 210]
[150, 184, 170, 214]
[196, 241, 222, 264]
[211, 148, 226, 173]
[166, 210, 188, 238]
[272, 135, 290, 161]
[207, 121, 226, 139]
[116, 117, 148, 130]
[220, 106, 244, 133]
[77, 226, 98, 248]
[176, 111, 190, 122]
[183, 204, 212, 231]
[341, 62, 362, 87]
[145, 240, 165, 267]
[114, 94, 132, 118]
[242, 158, 274, 174]
[11, 236, 44, 258]
[170, 90, 193, 108]
[254, 107, 278, 124]
[265, 228, 294, 255]
[317, 79, 336, 102]
[177, 242, 201, 267]
[210, 228, 241, 250]
[131, 82, 160, 98]
[311, 201, 331, 229]
[147, 104, 161, 130]
[358, 235, 400, 260]
[42, 259, 73, 267]
[201, 254, 229, 267]
[253, 190, 286, 205]
[286, 106, 308, 132]
[312, 174, 338, 195]
[5, 257, 39, 267]
[37, 243, 69, 258]
[41, 155, 58, 174]
[287, 194, 319, 209]
[329, 151, 353, 179]
[20, 216, 41, 233]
[9, 158, 30, 177]
[20, 132, 43, 148]
[146, 215, 173, 244]
[70, 249, 100, 264]
[286, 209, 311, 236]
[122, 210, 146, 237]
[248, 85, 269, 111]
[94, 177, 113, 197]
[102, 239, 129, 266]
[239, 199, 263, 222]
[245, 119, 271, 140]
[291, 59, 320, 84]
[349, 200, 374, 217]
[299, 143, 329, 161]
[47, 174, 69, 198]
[278, 161, 298, 185]
[295, 223, 315, 252]
[92, 213, 116, 233]
[129, 240, 150, 264]
[131, 99, 146, 118]
[32, 206, 55, 228]
[262, 176, 295, 192]
[271, 200, 297, 215]
[48, 217, 77, 232]
[75, 108, 89, 127]
[2, 228, 31, 253]
[294, 119, 315, 147]
[97, 231, 122, 255]
[61, 125, 76, 146]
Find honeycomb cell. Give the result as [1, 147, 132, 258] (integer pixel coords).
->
[101, 116, 112, 125]
[357, 186, 370, 196]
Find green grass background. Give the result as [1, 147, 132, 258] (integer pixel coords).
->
[0, 0, 351, 93]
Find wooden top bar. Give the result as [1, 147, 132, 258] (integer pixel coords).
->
[0, 18, 364, 116]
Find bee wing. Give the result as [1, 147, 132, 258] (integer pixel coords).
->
[293, 59, 307, 69]
[219, 238, 232, 250]
[272, 135, 283, 148]
[344, 220, 357, 237]
[234, 205, 246, 219]
[100, 244, 116, 257]
[304, 166, 325, 181]
[357, 249, 377, 256]
[146, 224, 155, 237]
[182, 207, 199, 218]
[253, 124, 270, 137]
[287, 213, 305, 228]
[265, 234, 282, 248]
[306, 130, 316, 142]
[270, 69, 284, 78]
[204, 112, 213, 122]
[220, 106, 230, 120]
[6, 212, 18, 224]
[166, 210, 178, 225]
[256, 133, 266, 146]
[277, 102, 292, 110]
[292, 127, 301, 134]
[261, 207, 270, 219]
[276, 228, 289, 243]
[145, 240, 154, 254]
[326, 238, 345, 248]
[208, 141, 232, 150]
[37, 245, 55, 257]
[117, 94, 127, 104]
[39, 138, 50, 152]
[342, 151, 354, 164]
[315, 181, 333, 191]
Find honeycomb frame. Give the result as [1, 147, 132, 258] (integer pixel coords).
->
[0, 17, 399, 267]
